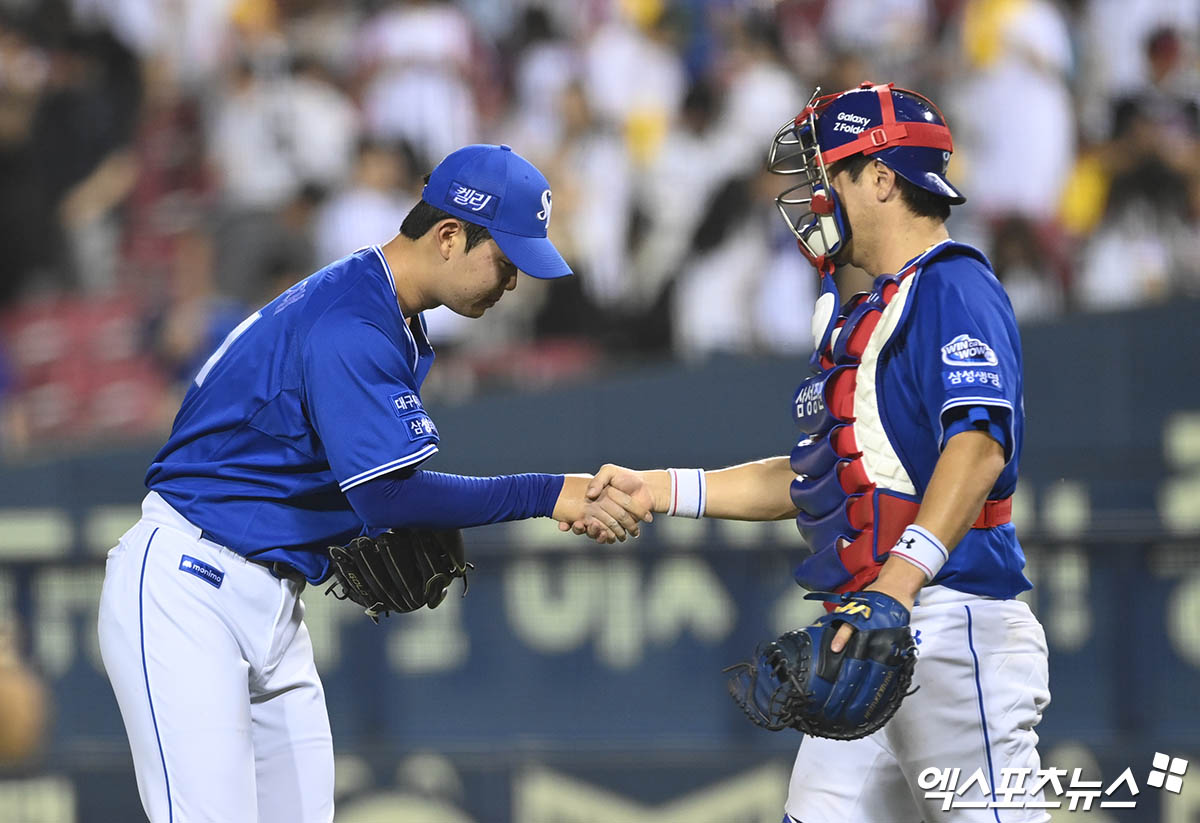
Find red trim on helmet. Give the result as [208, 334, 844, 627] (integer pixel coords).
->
[816, 82, 955, 166]
[822, 123, 953, 164]
[877, 83, 896, 122]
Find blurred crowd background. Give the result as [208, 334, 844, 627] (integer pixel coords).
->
[1, 3, 1199, 815]
[1, 0, 1198, 454]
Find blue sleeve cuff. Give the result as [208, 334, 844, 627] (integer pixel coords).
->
[943, 405, 1009, 457]
[346, 470, 565, 530]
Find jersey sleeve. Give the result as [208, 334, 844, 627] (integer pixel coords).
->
[302, 308, 439, 492]
[912, 260, 1021, 461]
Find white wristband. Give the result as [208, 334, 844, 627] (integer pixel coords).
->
[666, 468, 706, 518]
[889, 525, 949, 582]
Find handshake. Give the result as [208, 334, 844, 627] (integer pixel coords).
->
[554, 464, 670, 544]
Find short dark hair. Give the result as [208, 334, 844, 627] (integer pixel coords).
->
[828, 155, 952, 222]
[399, 174, 493, 251]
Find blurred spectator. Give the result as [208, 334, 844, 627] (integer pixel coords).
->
[631, 79, 727, 304]
[671, 167, 812, 357]
[543, 81, 635, 310]
[755, 218, 819, 354]
[207, 45, 357, 213]
[3, 0, 1200, 441]
[120, 55, 212, 284]
[1076, 203, 1176, 310]
[948, 0, 1075, 222]
[773, 0, 840, 82]
[989, 215, 1065, 322]
[0, 339, 29, 455]
[208, 56, 300, 211]
[1076, 24, 1200, 310]
[495, 6, 577, 163]
[1076, 0, 1199, 140]
[283, 0, 362, 79]
[711, 10, 800, 174]
[822, 0, 932, 82]
[18, 25, 141, 293]
[1106, 26, 1200, 220]
[0, 18, 54, 306]
[207, 45, 339, 302]
[314, 138, 419, 264]
[213, 183, 320, 305]
[582, 2, 686, 166]
[355, 0, 481, 165]
[0, 619, 48, 764]
[287, 54, 360, 190]
[149, 227, 248, 390]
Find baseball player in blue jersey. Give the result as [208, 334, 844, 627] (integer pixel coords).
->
[575, 84, 1052, 821]
[97, 144, 650, 823]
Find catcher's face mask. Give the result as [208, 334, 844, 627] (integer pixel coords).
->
[768, 87, 852, 273]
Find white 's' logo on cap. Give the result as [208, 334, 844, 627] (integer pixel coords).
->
[537, 189, 552, 228]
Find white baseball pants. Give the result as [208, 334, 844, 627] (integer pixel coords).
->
[98, 492, 334, 823]
[785, 585, 1052, 823]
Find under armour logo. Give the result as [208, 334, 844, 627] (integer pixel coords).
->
[536, 189, 552, 227]
[900, 537, 916, 551]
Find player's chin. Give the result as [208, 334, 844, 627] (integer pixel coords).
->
[449, 302, 489, 319]
[475, 298, 502, 316]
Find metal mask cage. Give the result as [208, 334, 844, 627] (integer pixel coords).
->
[768, 90, 843, 262]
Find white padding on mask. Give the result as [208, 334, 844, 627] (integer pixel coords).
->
[802, 220, 829, 256]
[818, 213, 841, 253]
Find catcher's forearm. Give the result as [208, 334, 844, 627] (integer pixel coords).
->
[912, 429, 1005, 548]
[663, 457, 796, 521]
[874, 429, 1005, 601]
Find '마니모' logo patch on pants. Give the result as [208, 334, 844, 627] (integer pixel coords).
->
[179, 555, 224, 588]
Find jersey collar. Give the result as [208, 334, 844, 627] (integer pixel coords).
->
[896, 237, 953, 275]
[370, 245, 436, 384]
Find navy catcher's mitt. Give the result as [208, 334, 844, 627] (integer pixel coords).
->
[725, 590, 917, 740]
[326, 528, 471, 623]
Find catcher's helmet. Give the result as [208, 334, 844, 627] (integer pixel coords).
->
[768, 82, 964, 270]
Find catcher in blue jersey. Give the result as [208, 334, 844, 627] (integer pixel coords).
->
[574, 84, 1052, 821]
[97, 144, 651, 823]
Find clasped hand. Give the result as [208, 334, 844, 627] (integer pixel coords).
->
[555, 465, 657, 544]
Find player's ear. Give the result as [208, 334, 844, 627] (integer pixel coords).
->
[434, 219, 463, 261]
[873, 160, 897, 203]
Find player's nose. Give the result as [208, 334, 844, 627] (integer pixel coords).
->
[504, 273, 518, 291]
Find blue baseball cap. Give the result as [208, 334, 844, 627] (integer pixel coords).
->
[422, 144, 573, 279]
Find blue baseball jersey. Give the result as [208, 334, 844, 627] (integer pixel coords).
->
[146, 246, 439, 581]
[880, 243, 1030, 597]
